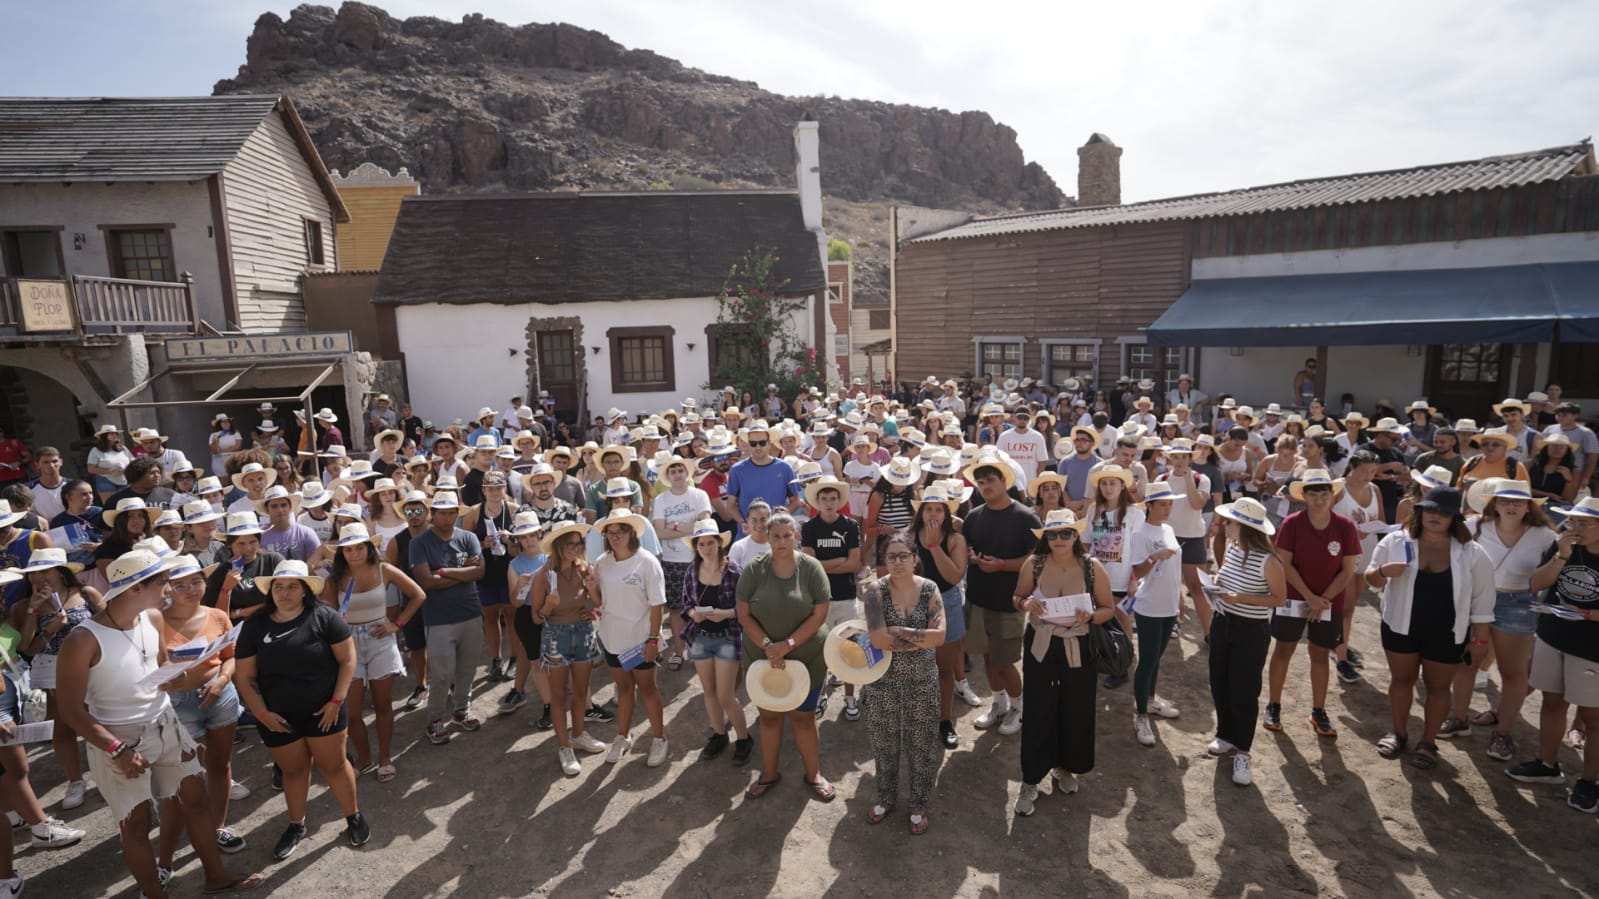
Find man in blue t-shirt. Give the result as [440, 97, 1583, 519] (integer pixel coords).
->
[408, 492, 486, 745]
[722, 422, 798, 532]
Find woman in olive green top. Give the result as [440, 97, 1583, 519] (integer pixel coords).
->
[736, 511, 835, 801]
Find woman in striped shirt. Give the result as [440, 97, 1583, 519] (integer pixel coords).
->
[1206, 497, 1287, 787]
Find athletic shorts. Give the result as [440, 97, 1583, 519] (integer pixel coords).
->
[513, 604, 544, 659]
[1271, 609, 1343, 650]
[1380, 621, 1466, 666]
[401, 610, 428, 652]
[603, 649, 656, 672]
[477, 583, 511, 608]
[255, 702, 349, 749]
[1177, 536, 1208, 565]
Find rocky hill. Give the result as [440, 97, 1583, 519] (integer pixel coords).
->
[215, 3, 1067, 300]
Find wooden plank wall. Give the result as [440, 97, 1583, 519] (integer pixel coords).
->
[894, 221, 1190, 383]
[221, 110, 336, 333]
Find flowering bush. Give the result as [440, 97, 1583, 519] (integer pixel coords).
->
[706, 248, 818, 405]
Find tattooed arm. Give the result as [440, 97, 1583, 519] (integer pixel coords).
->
[862, 579, 916, 651]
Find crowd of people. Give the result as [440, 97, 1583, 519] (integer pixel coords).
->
[0, 372, 1595, 894]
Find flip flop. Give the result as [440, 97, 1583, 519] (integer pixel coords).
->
[804, 776, 837, 802]
[745, 773, 781, 799]
[909, 811, 930, 835]
[356, 761, 378, 777]
[375, 764, 397, 783]
[202, 872, 265, 894]
[865, 803, 893, 824]
[667, 654, 683, 671]
[1469, 709, 1499, 727]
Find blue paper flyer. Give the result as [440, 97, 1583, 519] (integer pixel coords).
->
[852, 632, 885, 668]
[618, 641, 649, 671]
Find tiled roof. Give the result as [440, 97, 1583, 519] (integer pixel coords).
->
[372, 191, 827, 306]
[911, 141, 1596, 242]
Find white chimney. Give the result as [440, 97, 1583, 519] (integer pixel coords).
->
[794, 117, 822, 231]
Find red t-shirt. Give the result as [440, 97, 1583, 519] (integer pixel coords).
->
[0, 438, 27, 483]
[698, 470, 728, 503]
[1274, 510, 1361, 612]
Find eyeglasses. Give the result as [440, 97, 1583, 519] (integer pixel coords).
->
[884, 553, 914, 562]
[170, 578, 205, 593]
[747, 440, 768, 447]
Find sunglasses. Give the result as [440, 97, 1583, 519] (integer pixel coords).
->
[747, 440, 769, 447]
[1046, 531, 1076, 541]
[403, 508, 428, 516]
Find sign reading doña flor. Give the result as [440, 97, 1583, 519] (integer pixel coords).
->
[16, 280, 76, 332]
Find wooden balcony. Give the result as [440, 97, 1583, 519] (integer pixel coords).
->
[0, 272, 196, 337]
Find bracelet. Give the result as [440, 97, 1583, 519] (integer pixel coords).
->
[104, 739, 124, 758]
[329, 697, 345, 706]
[1471, 639, 1490, 645]
[786, 637, 796, 649]
[644, 636, 659, 644]
[1557, 555, 1571, 561]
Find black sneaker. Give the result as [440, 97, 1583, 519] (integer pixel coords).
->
[215, 827, 247, 854]
[1310, 707, 1338, 739]
[488, 658, 504, 682]
[272, 822, 308, 860]
[346, 812, 372, 847]
[536, 704, 553, 731]
[271, 765, 284, 791]
[940, 720, 958, 750]
[1507, 759, 1566, 785]
[731, 737, 754, 767]
[1346, 647, 1365, 668]
[1569, 778, 1599, 814]
[1336, 660, 1360, 684]
[701, 732, 730, 760]
[1263, 702, 1283, 732]
[585, 703, 615, 723]
[1104, 673, 1129, 689]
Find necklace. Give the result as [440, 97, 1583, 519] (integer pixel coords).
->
[106, 602, 152, 665]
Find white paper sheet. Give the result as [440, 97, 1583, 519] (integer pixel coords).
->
[1358, 520, 1401, 535]
[1276, 599, 1333, 622]
[1039, 593, 1095, 624]
[0, 721, 54, 745]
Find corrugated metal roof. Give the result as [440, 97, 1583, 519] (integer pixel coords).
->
[912, 141, 1596, 242]
[0, 95, 283, 182]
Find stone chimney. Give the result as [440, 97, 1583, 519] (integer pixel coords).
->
[1077, 133, 1122, 207]
[793, 115, 822, 231]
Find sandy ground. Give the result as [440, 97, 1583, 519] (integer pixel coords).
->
[18, 595, 1597, 899]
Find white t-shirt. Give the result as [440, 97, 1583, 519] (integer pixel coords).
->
[297, 510, 335, 544]
[842, 458, 880, 518]
[1474, 519, 1558, 592]
[592, 550, 666, 654]
[650, 487, 713, 563]
[730, 536, 770, 570]
[1085, 503, 1146, 592]
[997, 428, 1047, 473]
[1127, 521, 1181, 618]
[1160, 471, 1211, 539]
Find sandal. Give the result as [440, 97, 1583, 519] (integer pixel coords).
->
[865, 803, 893, 824]
[909, 810, 930, 835]
[202, 872, 266, 894]
[744, 773, 781, 799]
[1567, 727, 1587, 750]
[667, 654, 683, 671]
[1408, 741, 1440, 770]
[804, 776, 837, 802]
[356, 761, 379, 777]
[1376, 733, 1408, 760]
[1469, 709, 1499, 727]
[375, 764, 397, 784]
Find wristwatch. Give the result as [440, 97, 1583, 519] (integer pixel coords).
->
[760, 636, 772, 648]
[786, 637, 796, 649]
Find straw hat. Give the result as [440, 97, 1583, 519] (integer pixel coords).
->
[222, 511, 264, 537]
[103, 497, 153, 528]
[332, 503, 364, 521]
[1263, 403, 1284, 416]
[366, 478, 403, 502]
[1564, 496, 1599, 520]
[167, 459, 204, 478]
[1116, 421, 1147, 439]
[230, 461, 277, 491]
[257, 559, 325, 595]
[543, 446, 576, 466]
[931, 478, 974, 505]
[802, 476, 849, 510]
[165, 554, 217, 580]
[1288, 469, 1346, 502]
[1215, 498, 1276, 536]
[194, 476, 225, 496]
[252, 484, 301, 516]
[101, 549, 170, 602]
[600, 477, 636, 501]
[540, 520, 592, 554]
[594, 508, 650, 543]
[400, 489, 429, 508]
[1341, 412, 1370, 428]
[1453, 418, 1480, 433]
[911, 487, 960, 516]
[1473, 428, 1519, 450]
[881, 457, 921, 487]
[823, 619, 892, 687]
[94, 423, 121, 438]
[1165, 437, 1195, 455]
[746, 659, 811, 712]
[1031, 508, 1089, 539]
[1411, 465, 1456, 491]
[0, 500, 25, 529]
[1405, 400, 1437, 416]
[508, 510, 546, 537]
[1028, 472, 1067, 497]
[682, 518, 731, 549]
[180, 499, 224, 525]
[19, 547, 83, 574]
[1141, 481, 1178, 503]
[1483, 479, 1545, 505]
[132, 537, 176, 560]
[1088, 464, 1135, 492]
[1368, 417, 1406, 436]
[597, 444, 634, 464]
[1491, 398, 1532, 417]
[520, 463, 559, 494]
[336, 522, 381, 547]
[962, 450, 1014, 489]
[921, 449, 960, 478]
[313, 408, 339, 424]
[1132, 397, 1155, 411]
[151, 509, 184, 530]
[430, 491, 461, 511]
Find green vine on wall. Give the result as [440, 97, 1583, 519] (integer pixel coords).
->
[706, 248, 819, 407]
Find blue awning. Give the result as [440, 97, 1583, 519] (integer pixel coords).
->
[1148, 262, 1599, 347]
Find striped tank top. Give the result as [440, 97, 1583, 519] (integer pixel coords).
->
[1214, 544, 1273, 619]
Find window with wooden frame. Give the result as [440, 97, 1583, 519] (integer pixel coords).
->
[609, 325, 675, 393]
[978, 340, 1022, 380]
[1124, 342, 1185, 392]
[1043, 342, 1097, 387]
[303, 219, 326, 266]
[1550, 337, 1599, 397]
[706, 323, 761, 385]
[867, 309, 891, 330]
[107, 228, 176, 282]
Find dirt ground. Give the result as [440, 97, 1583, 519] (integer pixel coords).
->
[20, 595, 1598, 898]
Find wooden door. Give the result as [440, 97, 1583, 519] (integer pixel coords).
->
[1425, 343, 1510, 422]
[536, 329, 581, 425]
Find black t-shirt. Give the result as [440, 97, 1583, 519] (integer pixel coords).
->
[236, 602, 353, 713]
[203, 550, 284, 611]
[460, 468, 487, 508]
[1537, 544, 1599, 663]
[106, 485, 176, 511]
[964, 500, 1042, 611]
[801, 514, 861, 601]
[400, 415, 424, 448]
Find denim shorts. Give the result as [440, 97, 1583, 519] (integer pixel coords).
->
[0, 673, 19, 726]
[941, 584, 967, 642]
[1492, 590, 1538, 636]
[688, 631, 740, 662]
[541, 620, 599, 668]
[170, 678, 242, 739]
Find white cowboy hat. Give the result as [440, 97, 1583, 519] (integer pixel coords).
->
[921, 449, 960, 477]
[332, 503, 364, 521]
[1452, 418, 1480, 434]
[931, 478, 974, 505]
[541, 521, 592, 554]
[912, 488, 960, 515]
[400, 489, 429, 507]
[803, 476, 849, 510]
[257, 559, 325, 595]
[313, 408, 339, 424]
[19, 547, 83, 574]
[1368, 417, 1406, 436]
[165, 553, 218, 580]
[1031, 508, 1089, 539]
[1215, 498, 1277, 536]
[180, 499, 224, 525]
[1472, 428, 1519, 450]
[1405, 400, 1437, 416]
[1564, 496, 1599, 520]
[471, 434, 501, 453]
[151, 509, 184, 530]
[335, 522, 381, 547]
[101, 549, 170, 602]
[682, 518, 732, 549]
[374, 428, 404, 446]
[1411, 465, 1456, 491]
[788, 460, 824, 487]
[594, 508, 649, 541]
[317, 444, 349, 460]
[430, 491, 461, 511]
[0, 500, 24, 529]
[1341, 412, 1370, 428]
[103, 497, 153, 528]
[520, 463, 559, 494]
[298, 480, 334, 509]
[130, 427, 168, 444]
[881, 457, 921, 487]
[132, 537, 176, 560]
[222, 511, 264, 537]
[252, 484, 302, 516]
[746, 659, 811, 712]
[194, 476, 225, 496]
[506, 511, 546, 538]
[229, 461, 278, 491]
[605, 407, 627, 423]
[1491, 398, 1532, 417]
[1288, 469, 1346, 502]
[601, 477, 636, 500]
[94, 424, 121, 437]
[1088, 464, 1135, 492]
[962, 450, 1014, 490]
[823, 619, 892, 687]
[1164, 438, 1196, 455]
[1141, 481, 1178, 504]
[1027, 472, 1067, 497]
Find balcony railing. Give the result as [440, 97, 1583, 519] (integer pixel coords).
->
[0, 272, 196, 337]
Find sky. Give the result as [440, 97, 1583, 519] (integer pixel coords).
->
[5, 0, 1597, 204]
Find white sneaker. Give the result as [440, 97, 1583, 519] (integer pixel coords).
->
[558, 746, 581, 777]
[60, 780, 87, 811]
[645, 737, 669, 768]
[30, 816, 85, 849]
[1135, 716, 1156, 747]
[605, 735, 632, 764]
[572, 731, 608, 754]
[229, 780, 251, 801]
[1474, 670, 1490, 690]
[1232, 753, 1254, 786]
[1014, 783, 1039, 817]
[0, 873, 20, 896]
[1149, 697, 1180, 719]
[954, 681, 984, 708]
[1050, 768, 1079, 795]
[1207, 737, 1236, 756]
[6, 811, 23, 829]
[998, 706, 1024, 736]
[974, 703, 1007, 729]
